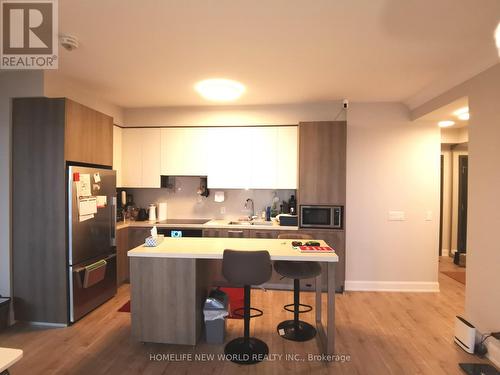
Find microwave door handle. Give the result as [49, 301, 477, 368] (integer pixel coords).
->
[336, 208, 341, 228]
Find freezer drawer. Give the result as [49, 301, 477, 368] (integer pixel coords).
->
[69, 253, 117, 322]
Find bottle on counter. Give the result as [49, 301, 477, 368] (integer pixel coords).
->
[288, 195, 297, 215]
[265, 206, 271, 221]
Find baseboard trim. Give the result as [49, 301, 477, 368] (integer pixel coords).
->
[345, 281, 440, 292]
[28, 321, 68, 328]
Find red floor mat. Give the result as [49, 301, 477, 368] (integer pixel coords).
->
[118, 300, 130, 312]
[219, 287, 244, 319]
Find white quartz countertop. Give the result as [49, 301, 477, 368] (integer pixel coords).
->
[0, 348, 23, 372]
[128, 237, 339, 262]
[117, 219, 298, 231]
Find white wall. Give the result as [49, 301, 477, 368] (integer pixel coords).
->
[0, 71, 45, 298]
[44, 71, 124, 125]
[412, 63, 500, 365]
[345, 103, 440, 292]
[124, 101, 345, 126]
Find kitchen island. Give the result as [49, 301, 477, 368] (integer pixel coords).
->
[128, 237, 338, 356]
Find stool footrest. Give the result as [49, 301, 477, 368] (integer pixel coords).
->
[284, 303, 312, 314]
[233, 307, 264, 319]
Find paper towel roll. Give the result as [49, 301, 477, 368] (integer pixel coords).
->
[214, 191, 225, 203]
[158, 202, 167, 221]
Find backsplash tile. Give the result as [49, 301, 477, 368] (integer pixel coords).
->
[122, 177, 295, 220]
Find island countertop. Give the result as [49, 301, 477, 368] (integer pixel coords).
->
[127, 237, 339, 262]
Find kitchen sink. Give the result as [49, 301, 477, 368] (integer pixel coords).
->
[227, 220, 273, 226]
[228, 221, 253, 225]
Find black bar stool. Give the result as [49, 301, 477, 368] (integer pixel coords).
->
[222, 249, 272, 365]
[274, 233, 321, 342]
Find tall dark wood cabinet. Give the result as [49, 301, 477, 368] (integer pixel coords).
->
[298, 121, 347, 291]
[12, 97, 113, 324]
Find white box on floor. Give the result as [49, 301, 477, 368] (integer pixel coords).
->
[454, 316, 476, 354]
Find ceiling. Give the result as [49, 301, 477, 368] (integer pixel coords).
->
[419, 97, 469, 128]
[57, 0, 500, 108]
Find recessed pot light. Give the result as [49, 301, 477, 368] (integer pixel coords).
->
[453, 107, 469, 121]
[195, 79, 245, 102]
[438, 120, 455, 128]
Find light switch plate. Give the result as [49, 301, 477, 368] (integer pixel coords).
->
[425, 211, 433, 221]
[388, 211, 405, 221]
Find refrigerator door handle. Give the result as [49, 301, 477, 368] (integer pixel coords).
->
[111, 196, 117, 247]
[72, 253, 117, 273]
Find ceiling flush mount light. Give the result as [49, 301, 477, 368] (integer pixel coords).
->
[195, 79, 245, 102]
[438, 120, 455, 128]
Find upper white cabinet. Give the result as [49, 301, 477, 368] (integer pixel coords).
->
[141, 128, 162, 187]
[119, 126, 297, 189]
[276, 126, 297, 189]
[121, 128, 161, 188]
[207, 127, 253, 189]
[249, 127, 278, 189]
[207, 126, 297, 189]
[112, 126, 123, 187]
[161, 128, 209, 176]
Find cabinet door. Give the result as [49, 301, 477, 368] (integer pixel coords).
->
[121, 129, 143, 187]
[141, 128, 161, 188]
[300, 229, 345, 292]
[250, 230, 279, 239]
[249, 127, 278, 188]
[161, 128, 209, 176]
[202, 228, 223, 238]
[223, 229, 249, 238]
[64, 99, 113, 166]
[276, 126, 298, 189]
[128, 227, 152, 248]
[113, 126, 123, 187]
[116, 227, 129, 285]
[207, 127, 252, 188]
[299, 122, 346, 205]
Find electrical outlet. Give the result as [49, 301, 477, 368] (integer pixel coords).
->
[220, 206, 226, 214]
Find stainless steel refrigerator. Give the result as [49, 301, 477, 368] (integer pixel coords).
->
[67, 165, 117, 322]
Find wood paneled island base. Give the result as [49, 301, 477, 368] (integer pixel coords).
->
[128, 237, 338, 356]
[130, 257, 215, 345]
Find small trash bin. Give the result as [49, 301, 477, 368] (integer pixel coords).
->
[0, 297, 11, 331]
[203, 289, 229, 344]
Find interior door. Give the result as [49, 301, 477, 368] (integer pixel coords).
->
[68, 165, 116, 266]
[457, 155, 468, 253]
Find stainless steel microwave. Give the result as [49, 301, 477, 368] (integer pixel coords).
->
[300, 205, 343, 229]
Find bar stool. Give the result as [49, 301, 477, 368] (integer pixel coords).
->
[274, 233, 321, 342]
[222, 249, 272, 365]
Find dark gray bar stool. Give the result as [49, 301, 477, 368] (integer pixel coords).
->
[274, 233, 321, 341]
[222, 249, 272, 365]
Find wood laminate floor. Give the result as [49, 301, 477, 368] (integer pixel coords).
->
[0, 263, 489, 375]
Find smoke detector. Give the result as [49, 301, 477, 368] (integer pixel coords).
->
[59, 34, 79, 51]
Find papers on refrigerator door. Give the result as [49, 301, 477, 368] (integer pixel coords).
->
[96, 195, 107, 208]
[76, 174, 92, 197]
[79, 196, 97, 221]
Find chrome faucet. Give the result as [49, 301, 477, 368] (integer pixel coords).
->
[244, 198, 255, 220]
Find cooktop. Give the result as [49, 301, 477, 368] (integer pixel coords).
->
[155, 219, 210, 225]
